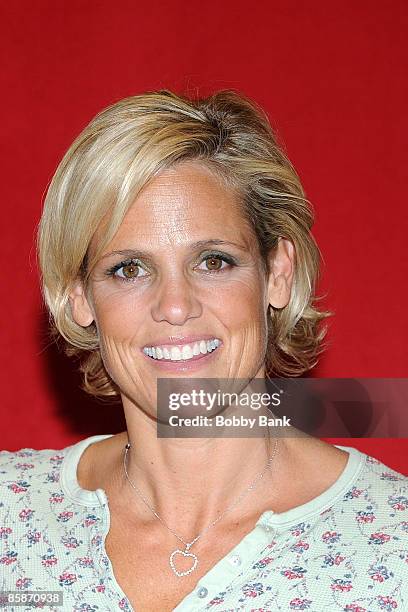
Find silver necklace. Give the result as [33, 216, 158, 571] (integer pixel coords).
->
[122, 437, 279, 578]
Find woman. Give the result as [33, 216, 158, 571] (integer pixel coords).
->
[1, 89, 407, 612]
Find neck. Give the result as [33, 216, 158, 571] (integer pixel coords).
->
[99, 399, 282, 537]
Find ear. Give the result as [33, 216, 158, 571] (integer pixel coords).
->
[68, 279, 95, 327]
[267, 238, 295, 309]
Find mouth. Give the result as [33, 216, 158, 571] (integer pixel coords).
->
[142, 338, 221, 362]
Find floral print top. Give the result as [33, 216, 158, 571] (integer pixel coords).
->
[1, 434, 407, 612]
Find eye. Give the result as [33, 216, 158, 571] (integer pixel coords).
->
[106, 259, 148, 282]
[105, 251, 237, 282]
[196, 253, 236, 273]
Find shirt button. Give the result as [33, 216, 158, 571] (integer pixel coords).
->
[197, 586, 208, 598]
[229, 554, 242, 566]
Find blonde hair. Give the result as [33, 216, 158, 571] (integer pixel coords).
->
[37, 88, 333, 399]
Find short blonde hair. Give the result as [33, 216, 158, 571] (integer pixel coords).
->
[37, 89, 332, 399]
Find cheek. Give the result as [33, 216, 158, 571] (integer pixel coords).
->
[214, 277, 267, 334]
[97, 311, 135, 343]
[92, 297, 143, 375]
[92, 286, 144, 338]
[97, 327, 147, 397]
[212, 280, 269, 375]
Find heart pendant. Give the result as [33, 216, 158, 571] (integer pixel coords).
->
[169, 548, 198, 577]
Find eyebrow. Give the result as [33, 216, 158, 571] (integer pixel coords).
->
[99, 239, 248, 260]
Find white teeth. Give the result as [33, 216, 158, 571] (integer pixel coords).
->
[143, 338, 221, 361]
[181, 345, 193, 359]
[170, 346, 182, 361]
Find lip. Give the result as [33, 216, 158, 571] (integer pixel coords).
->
[142, 334, 221, 349]
[140, 340, 223, 372]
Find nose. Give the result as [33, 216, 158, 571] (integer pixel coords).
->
[150, 273, 203, 326]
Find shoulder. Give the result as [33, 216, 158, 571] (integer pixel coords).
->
[0, 443, 108, 598]
[351, 448, 408, 494]
[0, 444, 68, 513]
[0, 444, 66, 478]
[344, 448, 408, 518]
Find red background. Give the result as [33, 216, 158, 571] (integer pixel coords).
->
[1, 1, 407, 473]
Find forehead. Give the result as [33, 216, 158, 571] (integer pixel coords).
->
[92, 161, 255, 255]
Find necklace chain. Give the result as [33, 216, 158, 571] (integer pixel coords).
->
[122, 437, 279, 575]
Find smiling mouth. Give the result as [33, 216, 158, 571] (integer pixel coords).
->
[142, 339, 221, 362]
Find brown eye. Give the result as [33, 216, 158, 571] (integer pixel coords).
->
[197, 253, 235, 273]
[122, 263, 140, 278]
[205, 257, 223, 271]
[106, 258, 148, 282]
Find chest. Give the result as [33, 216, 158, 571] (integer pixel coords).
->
[105, 538, 216, 611]
[103, 518, 251, 611]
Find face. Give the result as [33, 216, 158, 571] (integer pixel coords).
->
[69, 161, 294, 414]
